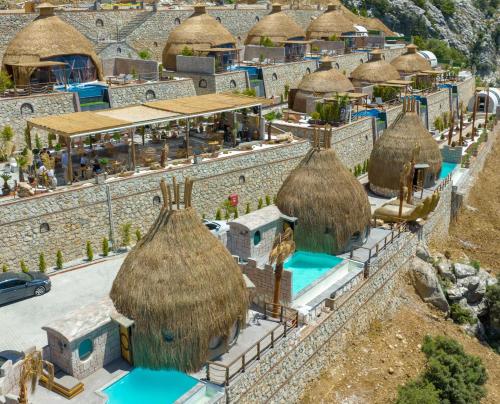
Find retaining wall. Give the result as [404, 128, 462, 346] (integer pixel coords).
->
[427, 89, 451, 130]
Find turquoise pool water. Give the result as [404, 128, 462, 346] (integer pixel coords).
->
[439, 162, 458, 180]
[103, 368, 198, 404]
[284, 251, 343, 295]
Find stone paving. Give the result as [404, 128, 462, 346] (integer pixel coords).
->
[0, 256, 124, 352]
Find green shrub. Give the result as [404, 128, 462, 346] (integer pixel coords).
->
[233, 209, 239, 219]
[450, 303, 476, 324]
[102, 238, 109, 257]
[121, 223, 132, 247]
[56, 250, 63, 270]
[245, 203, 251, 214]
[135, 229, 142, 242]
[485, 276, 500, 330]
[224, 209, 230, 220]
[373, 85, 399, 102]
[215, 208, 222, 220]
[0, 70, 13, 93]
[431, 0, 455, 17]
[181, 46, 194, 56]
[265, 195, 271, 206]
[86, 241, 93, 261]
[20, 260, 28, 273]
[396, 380, 440, 404]
[470, 259, 480, 270]
[2, 264, 8, 272]
[258, 197, 263, 209]
[38, 253, 47, 273]
[138, 49, 152, 60]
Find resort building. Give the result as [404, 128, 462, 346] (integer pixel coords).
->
[368, 99, 443, 197]
[350, 49, 400, 86]
[1, 3, 102, 89]
[162, 4, 238, 71]
[291, 57, 354, 113]
[390, 44, 431, 75]
[306, 4, 356, 39]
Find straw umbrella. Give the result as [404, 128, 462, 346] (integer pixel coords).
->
[276, 130, 372, 255]
[269, 227, 295, 316]
[306, 3, 356, 39]
[368, 99, 442, 197]
[350, 50, 400, 86]
[110, 178, 248, 372]
[390, 44, 431, 75]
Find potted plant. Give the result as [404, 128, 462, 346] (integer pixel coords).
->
[1, 173, 11, 195]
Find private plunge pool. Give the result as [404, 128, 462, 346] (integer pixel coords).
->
[439, 162, 458, 180]
[102, 368, 205, 404]
[284, 251, 344, 297]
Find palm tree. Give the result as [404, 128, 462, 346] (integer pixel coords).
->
[15, 154, 28, 183]
[269, 227, 295, 317]
[18, 350, 54, 404]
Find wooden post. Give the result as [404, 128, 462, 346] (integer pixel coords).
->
[66, 141, 73, 185]
[130, 129, 136, 171]
[186, 119, 190, 159]
[471, 92, 478, 141]
[458, 102, 464, 146]
[447, 109, 454, 146]
[484, 87, 490, 130]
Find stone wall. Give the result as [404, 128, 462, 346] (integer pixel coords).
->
[422, 182, 452, 244]
[108, 78, 196, 107]
[0, 140, 310, 270]
[214, 71, 248, 93]
[261, 61, 318, 98]
[456, 77, 475, 107]
[385, 105, 403, 126]
[441, 145, 463, 163]
[427, 89, 451, 130]
[0, 92, 76, 146]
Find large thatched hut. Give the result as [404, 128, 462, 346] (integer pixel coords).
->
[350, 49, 400, 86]
[1, 3, 102, 86]
[276, 134, 371, 255]
[390, 44, 431, 75]
[110, 179, 248, 372]
[368, 100, 442, 197]
[306, 4, 356, 39]
[244, 4, 305, 45]
[162, 4, 237, 70]
[292, 57, 354, 113]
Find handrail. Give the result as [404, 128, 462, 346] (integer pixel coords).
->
[205, 303, 298, 386]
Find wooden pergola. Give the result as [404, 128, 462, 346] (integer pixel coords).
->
[28, 93, 272, 184]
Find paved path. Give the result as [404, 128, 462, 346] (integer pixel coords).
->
[0, 256, 124, 352]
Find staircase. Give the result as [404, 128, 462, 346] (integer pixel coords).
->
[116, 11, 154, 42]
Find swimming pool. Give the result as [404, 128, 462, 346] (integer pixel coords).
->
[284, 251, 344, 295]
[55, 82, 108, 100]
[439, 162, 458, 180]
[103, 368, 198, 404]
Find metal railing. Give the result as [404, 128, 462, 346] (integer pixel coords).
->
[1, 82, 56, 97]
[205, 303, 298, 386]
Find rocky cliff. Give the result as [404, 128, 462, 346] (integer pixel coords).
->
[344, 0, 499, 82]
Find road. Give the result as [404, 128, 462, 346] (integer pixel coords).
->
[0, 256, 124, 352]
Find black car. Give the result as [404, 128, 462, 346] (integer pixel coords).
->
[0, 272, 51, 305]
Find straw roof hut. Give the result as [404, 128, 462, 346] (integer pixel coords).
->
[162, 4, 237, 70]
[368, 100, 442, 197]
[293, 57, 354, 112]
[276, 133, 371, 255]
[306, 4, 356, 39]
[110, 179, 248, 372]
[337, 2, 395, 36]
[350, 49, 400, 86]
[244, 4, 306, 45]
[390, 44, 431, 74]
[2, 3, 102, 85]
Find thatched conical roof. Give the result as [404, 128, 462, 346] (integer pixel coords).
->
[350, 49, 400, 85]
[306, 4, 356, 39]
[244, 4, 306, 45]
[162, 4, 237, 70]
[368, 102, 442, 197]
[276, 136, 371, 255]
[1, 3, 102, 80]
[293, 58, 354, 112]
[390, 44, 430, 74]
[337, 2, 395, 36]
[110, 180, 248, 372]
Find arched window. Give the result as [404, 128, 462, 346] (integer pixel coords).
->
[95, 19, 104, 28]
[199, 79, 207, 88]
[116, 47, 122, 54]
[78, 339, 93, 361]
[153, 195, 161, 206]
[145, 89, 156, 100]
[229, 80, 237, 89]
[253, 230, 261, 245]
[239, 175, 245, 184]
[335, 63, 340, 69]
[216, 16, 222, 23]
[271, 73, 278, 81]
[174, 18, 181, 25]
[20, 103, 34, 116]
[255, 16, 260, 22]
[360, 59, 364, 64]
[306, 68, 311, 74]
[40, 223, 50, 233]
[153, 41, 158, 47]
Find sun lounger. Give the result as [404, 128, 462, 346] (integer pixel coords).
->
[40, 372, 84, 399]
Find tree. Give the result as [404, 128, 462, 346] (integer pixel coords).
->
[38, 253, 46, 273]
[233, 209, 239, 219]
[18, 350, 54, 404]
[264, 111, 277, 141]
[258, 197, 263, 209]
[56, 250, 63, 270]
[265, 195, 271, 206]
[121, 223, 132, 247]
[0, 70, 13, 93]
[269, 228, 295, 316]
[485, 276, 500, 331]
[15, 154, 28, 183]
[397, 380, 440, 404]
[2, 264, 8, 272]
[135, 229, 142, 242]
[245, 203, 251, 214]
[215, 208, 222, 220]
[20, 260, 28, 273]
[138, 49, 152, 60]
[102, 238, 109, 257]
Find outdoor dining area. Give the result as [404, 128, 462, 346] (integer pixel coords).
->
[25, 93, 270, 188]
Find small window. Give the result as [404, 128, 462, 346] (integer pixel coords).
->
[229, 80, 237, 89]
[272, 73, 278, 81]
[335, 63, 340, 69]
[117, 47, 122, 54]
[145, 89, 156, 100]
[199, 79, 207, 88]
[20, 103, 34, 116]
[78, 339, 93, 361]
[153, 41, 158, 47]
[40, 223, 50, 233]
[174, 18, 181, 25]
[216, 16, 221, 23]
[253, 230, 261, 245]
[239, 175, 245, 184]
[162, 330, 174, 343]
[360, 59, 364, 64]
[95, 19, 104, 28]
[306, 68, 311, 74]
[153, 195, 161, 205]
[255, 16, 260, 22]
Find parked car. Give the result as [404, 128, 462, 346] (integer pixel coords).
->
[203, 219, 229, 236]
[0, 272, 51, 305]
[0, 350, 24, 369]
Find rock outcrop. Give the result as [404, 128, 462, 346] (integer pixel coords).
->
[411, 257, 450, 312]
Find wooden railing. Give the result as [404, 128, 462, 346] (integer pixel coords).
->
[205, 303, 298, 386]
